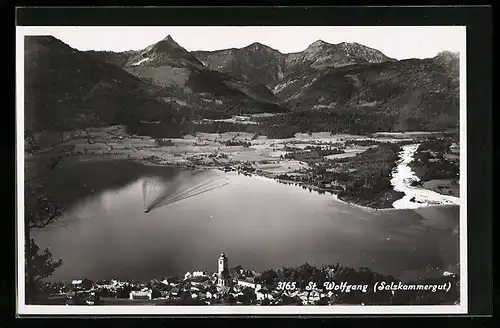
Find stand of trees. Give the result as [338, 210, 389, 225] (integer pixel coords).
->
[410, 137, 459, 181]
[223, 140, 251, 147]
[255, 111, 400, 135]
[279, 143, 404, 208]
[284, 148, 344, 161]
[124, 110, 447, 141]
[331, 144, 403, 208]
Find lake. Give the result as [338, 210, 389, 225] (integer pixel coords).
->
[30, 159, 460, 283]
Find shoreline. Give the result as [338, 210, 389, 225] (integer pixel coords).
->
[51, 152, 458, 214]
[28, 127, 460, 212]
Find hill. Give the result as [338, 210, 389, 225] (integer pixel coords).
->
[24, 36, 179, 132]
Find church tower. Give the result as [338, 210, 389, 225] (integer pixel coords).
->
[216, 253, 231, 288]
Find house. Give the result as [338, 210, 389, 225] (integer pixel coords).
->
[297, 291, 310, 304]
[210, 273, 218, 282]
[129, 289, 152, 300]
[192, 271, 207, 277]
[184, 272, 193, 280]
[71, 279, 93, 291]
[237, 277, 262, 290]
[285, 290, 300, 298]
[170, 287, 180, 296]
[201, 281, 213, 290]
[307, 291, 321, 303]
[217, 286, 235, 297]
[325, 268, 338, 279]
[255, 287, 273, 301]
[110, 280, 126, 289]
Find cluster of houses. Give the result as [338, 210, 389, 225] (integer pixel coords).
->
[50, 253, 339, 305]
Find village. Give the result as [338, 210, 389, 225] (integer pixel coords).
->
[40, 253, 355, 306]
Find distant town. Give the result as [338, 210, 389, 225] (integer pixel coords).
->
[37, 253, 459, 306]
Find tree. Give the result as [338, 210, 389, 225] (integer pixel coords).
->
[261, 298, 271, 306]
[317, 297, 330, 305]
[258, 269, 278, 288]
[25, 239, 62, 297]
[24, 184, 64, 304]
[237, 288, 256, 305]
[25, 130, 41, 155]
[224, 294, 236, 305]
[116, 284, 133, 298]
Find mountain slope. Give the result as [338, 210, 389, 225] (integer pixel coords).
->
[85, 36, 287, 113]
[26, 35, 459, 134]
[193, 42, 286, 89]
[84, 50, 134, 68]
[192, 40, 395, 89]
[275, 55, 459, 131]
[24, 36, 178, 132]
[193, 39, 458, 130]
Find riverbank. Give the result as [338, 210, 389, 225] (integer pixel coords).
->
[391, 144, 460, 209]
[408, 137, 460, 198]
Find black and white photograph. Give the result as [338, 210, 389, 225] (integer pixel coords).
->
[17, 24, 466, 315]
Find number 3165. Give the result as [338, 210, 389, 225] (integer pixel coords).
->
[277, 282, 297, 291]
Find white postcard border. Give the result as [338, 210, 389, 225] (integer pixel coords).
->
[16, 26, 468, 316]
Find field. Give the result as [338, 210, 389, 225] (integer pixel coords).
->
[28, 125, 418, 181]
[422, 179, 460, 198]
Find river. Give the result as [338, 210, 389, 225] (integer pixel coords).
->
[30, 159, 459, 283]
[390, 144, 460, 209]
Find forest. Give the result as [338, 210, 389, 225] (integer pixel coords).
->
[276, 143, 405, 209]
[410, 136, 459, 182]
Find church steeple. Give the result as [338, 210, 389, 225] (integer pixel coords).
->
[217, 252, 231, 288]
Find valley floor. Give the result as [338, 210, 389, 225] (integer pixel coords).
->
[25, 125, 460, 210]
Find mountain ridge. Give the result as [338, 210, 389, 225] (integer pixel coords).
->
[26, 34, 460, 133]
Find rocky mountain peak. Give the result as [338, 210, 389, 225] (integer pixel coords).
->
[243, 42, 279, 54]
[149, 35, 187, 55]
[309, 39, 329, 47]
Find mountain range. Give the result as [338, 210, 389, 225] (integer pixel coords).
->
[24, 35, 459, 133]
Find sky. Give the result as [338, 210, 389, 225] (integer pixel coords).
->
[20, 26, 465, 60]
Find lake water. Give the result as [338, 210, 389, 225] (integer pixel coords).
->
[31, 159, 460, 283]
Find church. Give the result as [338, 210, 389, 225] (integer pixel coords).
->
[216, 253, 232, 290]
